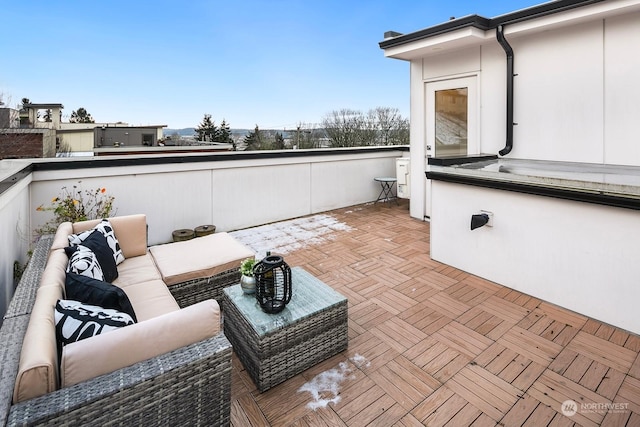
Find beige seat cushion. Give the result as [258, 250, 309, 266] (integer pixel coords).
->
[73, 214, 147, 258]
[61, 299, 221, 388]
[13, 286, 62, 403]
[113, 253, 162, 289]
[149, 232, 254, 286]
[122, 279, 180, 322]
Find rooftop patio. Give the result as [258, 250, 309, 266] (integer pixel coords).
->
[229, 200, 640, 427]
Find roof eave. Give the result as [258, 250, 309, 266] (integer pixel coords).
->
[379, 0, 606, 51]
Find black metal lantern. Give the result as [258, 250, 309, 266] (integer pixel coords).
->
[253, 255, 292, 314]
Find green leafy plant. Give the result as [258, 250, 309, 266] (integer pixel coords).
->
[35, 181, 116, 236]
[239, 257, 256, 276]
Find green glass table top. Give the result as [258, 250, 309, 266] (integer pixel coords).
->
[223, 266, 347, 337]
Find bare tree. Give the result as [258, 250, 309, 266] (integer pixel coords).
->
[293, 122, 323, 149]
[371, 107, 409, 145]
[322, 107, 409, 147]
[322, 109, 368, 147]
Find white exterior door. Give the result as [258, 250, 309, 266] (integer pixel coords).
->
[425, 76, 478, 217]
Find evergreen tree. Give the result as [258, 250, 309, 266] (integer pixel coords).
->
[243, 125, 262, 151]
[20, 98, 30, 110]
[69, 107, 95, 123]
[195, 114, 218, 142]
[218, 119, 232, 143]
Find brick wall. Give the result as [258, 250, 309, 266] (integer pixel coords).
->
[0, 132, 44, 159]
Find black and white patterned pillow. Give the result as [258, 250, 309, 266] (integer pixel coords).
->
[69, 219, 125, 265]
[66, 230, 118, 282]
[54, 299, 135, 345]
[67, 245, 105, 281]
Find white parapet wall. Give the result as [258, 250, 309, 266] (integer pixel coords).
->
[27, 148, 408, 245]
[430, 180, 640, 334]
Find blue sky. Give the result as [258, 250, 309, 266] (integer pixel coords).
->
[1, 1, 542, 130]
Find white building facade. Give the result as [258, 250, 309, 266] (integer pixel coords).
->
[381, 0, 640, 333]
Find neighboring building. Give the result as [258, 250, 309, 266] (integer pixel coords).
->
[21, 103, 63, 129]
[1, 104, 58, 159]
[2, 102, 233, 157]
[1, 102, 169, 157]
[0, 107, 19, 128]
[57, 122, 166, 154]
[380, 0, 640, 333]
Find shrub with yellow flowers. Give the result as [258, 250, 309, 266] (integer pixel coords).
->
[35, 181, 116, 236]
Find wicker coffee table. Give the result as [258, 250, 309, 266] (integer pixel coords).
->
[221, 267, 348, 392]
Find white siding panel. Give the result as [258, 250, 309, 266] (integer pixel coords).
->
[213, 164, 311, 233]
[604, 11, 640, 166]
[479, 43, 508, 155]
[310, 158, 394, 213]
[511, 21, 604, 162]
[423, 46, 481, 80]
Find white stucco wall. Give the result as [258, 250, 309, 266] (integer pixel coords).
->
[0, 174, 31, 318]
[431, 181, 640, 334]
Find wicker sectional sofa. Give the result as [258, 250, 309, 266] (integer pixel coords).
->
[0, 214, 253, 426]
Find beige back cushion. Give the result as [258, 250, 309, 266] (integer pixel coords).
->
[13, 285, 62, 403]
[61, 299, 221, 387]
[73, 214, 147, 258]
[38, 249, 69, 292]
[50, 222, 73, 251]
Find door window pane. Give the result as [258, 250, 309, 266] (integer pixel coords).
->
[435, 88, 468, 156]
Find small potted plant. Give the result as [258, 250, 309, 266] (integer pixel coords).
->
[239, 257, 256, 294]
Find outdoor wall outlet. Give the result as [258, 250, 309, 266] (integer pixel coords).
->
[481, 210, 494, 227]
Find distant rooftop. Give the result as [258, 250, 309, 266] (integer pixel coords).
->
[22, 103, 64, 109]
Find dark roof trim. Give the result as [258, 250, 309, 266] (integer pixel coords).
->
[428, 154, 497, 166]
[31, 145, 410, 171]
[380, 0, 605, 49]
[380, 15, 491, 49]
[426, 170, 640, 211]
[0, 165, 33, 194]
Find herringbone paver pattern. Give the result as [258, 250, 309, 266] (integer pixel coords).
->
[230, 201, 640, 426]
